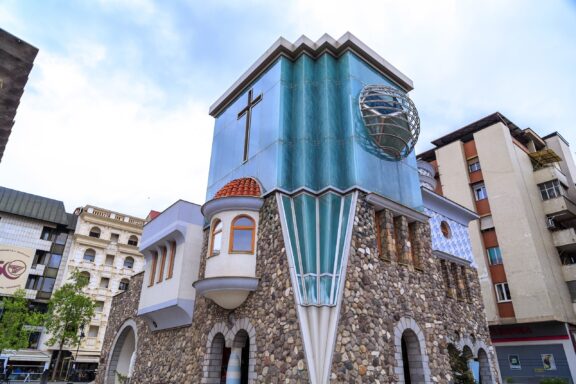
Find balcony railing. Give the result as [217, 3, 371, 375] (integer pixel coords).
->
[552, 227, 576, 249]
[533, 165, 568, 186]
[28, 264, 46, 275]
[542, 194, 576, 218]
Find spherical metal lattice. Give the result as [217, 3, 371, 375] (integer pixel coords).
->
[359, 85, 420, 159]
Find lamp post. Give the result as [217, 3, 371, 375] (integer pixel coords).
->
[66, 323, 85, 383]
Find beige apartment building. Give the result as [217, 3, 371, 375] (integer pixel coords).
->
[418, 112, 576, 382]
[60, 205, 145, 380]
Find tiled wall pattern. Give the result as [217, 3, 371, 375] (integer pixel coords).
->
[425, 208, 474, 264]
[0, 213, 52, 251]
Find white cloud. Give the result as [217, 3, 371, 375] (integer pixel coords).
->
[1, 0, 575, 217]
[0, 42, 213, 217]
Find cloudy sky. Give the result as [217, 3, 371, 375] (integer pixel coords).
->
[1, 0, 575, 217]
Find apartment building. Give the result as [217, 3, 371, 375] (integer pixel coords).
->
[0, 28, 38, 163]
[59, 205, 145, 380]
[418, 112, 576, 381]
[0, 186, 76, 378]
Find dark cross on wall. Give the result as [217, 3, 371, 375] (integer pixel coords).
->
[237, 88, 263, 163]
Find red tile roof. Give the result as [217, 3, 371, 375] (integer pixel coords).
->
[146, 210, 161, 222]
[214, 177, 261, 199]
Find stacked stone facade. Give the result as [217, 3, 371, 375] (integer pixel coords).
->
[96, 193, 498, 383]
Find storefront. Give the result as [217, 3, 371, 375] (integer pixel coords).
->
[1, 350, 50, 381]
[491, 321, 576, 382]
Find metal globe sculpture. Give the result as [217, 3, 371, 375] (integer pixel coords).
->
[359, 85, 420, 159]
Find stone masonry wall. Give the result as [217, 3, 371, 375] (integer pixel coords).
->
[97, 193, 499, 383]
[330, 193, 500, 383]
[96, 195, 308, 383]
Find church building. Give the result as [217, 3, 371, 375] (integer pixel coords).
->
[96, 33, 499, 383]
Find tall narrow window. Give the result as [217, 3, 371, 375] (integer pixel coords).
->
[473, 183, 487, 201]
[230, 216, 256, 254]
[167, 241, 176, 279]
[495, 282, 512, 302]
[149, 252, 158, 287]
[487, 247, 503, 265]
[158, 247, 167, 283]
[468, 158, 481, 173]
[211, 220, 223, 256]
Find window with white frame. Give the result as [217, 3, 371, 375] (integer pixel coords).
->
[495, 282, 512, 302]
[539, 180, 563, 200]
[468, 158, 481, 173]
[473, 183, 487, 201]
[487, 247, 503, 265]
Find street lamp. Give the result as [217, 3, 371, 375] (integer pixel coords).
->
[66, 323, 85, 383]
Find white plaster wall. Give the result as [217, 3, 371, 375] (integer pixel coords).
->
[435, 143, 499, 322]
[436, 141, 476, 211]
[475, 123, 576, 323]
[205, 210, 258, 278]
[138, 222, 204, 311]
[545, 135, 576, 201]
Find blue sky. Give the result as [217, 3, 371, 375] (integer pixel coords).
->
[1, 0, 575, 217]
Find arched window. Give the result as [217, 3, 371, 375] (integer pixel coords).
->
[119, 278, 129, 291]
[89, 227, 101, 238]
[79, 271, 91, 285]
[83, 249, 96, 262]
[229, 216, 255, 254]
[123, 257, 134, 269]
[210, 219, 223, 256]
[128, 235, 138, 246]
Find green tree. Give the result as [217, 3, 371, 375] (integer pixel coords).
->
[0, 289, 44, 354]
[45, 271, 94, 380]
[448, 344, 476, 384]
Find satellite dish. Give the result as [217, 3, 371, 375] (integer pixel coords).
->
[359, 85, 420, 159]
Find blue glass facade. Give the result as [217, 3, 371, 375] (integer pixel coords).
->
[207, 49, 422, 306]
[206, 52, 423, 211]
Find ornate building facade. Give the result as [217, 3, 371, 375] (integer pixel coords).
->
[97, 33, 499, 383]
[60, 205, 145, 379]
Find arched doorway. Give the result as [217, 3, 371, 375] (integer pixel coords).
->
[106, 321, 137, 384]
[477, 348, 493, 384]
[227, 330, 250, 384]
[401, 329, 425, 383]
[394, 317, 430, 383]
[203, 320, 257, 384]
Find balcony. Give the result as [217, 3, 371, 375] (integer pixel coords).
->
[542, 195, 576, 220]
[552, 227, 576, 249]
[561, 263, 576, 282]
[137, 200, 204, 331]
[28, 264, 45, 275]
[193, 276, 259, 310]
[24, 289, 37, 299]
[534, 165, 568, 186]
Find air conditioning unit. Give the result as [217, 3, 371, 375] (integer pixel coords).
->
[546, 216, 557, 230]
